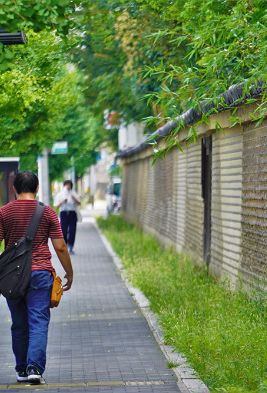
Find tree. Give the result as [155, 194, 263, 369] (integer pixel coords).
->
[0, 1, 79, 33]
[73, 0, 267, 137]
[0, 30, 101, 179]
[0, 2, 121, 182]
[72, 1, 155, 127]
[1, 0, 266, 178]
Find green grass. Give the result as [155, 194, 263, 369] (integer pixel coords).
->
[97, 215, 267, 393]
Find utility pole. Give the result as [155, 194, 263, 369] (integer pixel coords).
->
[37, 148, 50, 205]
[71, 156, 76, 191]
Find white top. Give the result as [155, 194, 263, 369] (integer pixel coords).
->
[54, 188, 81, 212]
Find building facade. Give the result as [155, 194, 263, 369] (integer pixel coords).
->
[0, 158, 19, 205]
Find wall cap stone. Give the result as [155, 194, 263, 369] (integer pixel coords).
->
[118, 81, 265, 160]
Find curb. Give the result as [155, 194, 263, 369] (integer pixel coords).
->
[95, 222, 210, 393]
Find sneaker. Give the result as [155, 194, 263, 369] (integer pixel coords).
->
[16, 370, 28, 382]
[27, 367, 42, 384]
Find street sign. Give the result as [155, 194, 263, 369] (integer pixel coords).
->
[51, 141, 68, 155]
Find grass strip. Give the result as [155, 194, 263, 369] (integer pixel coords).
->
[97, 215, 267, 393]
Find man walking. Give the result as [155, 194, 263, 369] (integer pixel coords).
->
[0, 171, 73, 384]
[54, 180, 80, 254]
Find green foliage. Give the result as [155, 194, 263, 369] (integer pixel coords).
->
[0, 0, 79, 71]
[140, 0, 267, 110]
[73, 1, 154, 126]
[74, 0, 267, 147]
[0, 3, 122, 184]
[98, 215, 267, 393]
[49, 114, 106, 181]
[0, 30, 105, 180]
[1, 0, 266, 181]
[0, 0, 79, 33]
[0, 31, 65, 151]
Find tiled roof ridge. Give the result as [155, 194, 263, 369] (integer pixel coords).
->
[118, 80, 264, 158]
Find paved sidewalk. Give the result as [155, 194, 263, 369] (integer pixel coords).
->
[0, 216, 182, 392]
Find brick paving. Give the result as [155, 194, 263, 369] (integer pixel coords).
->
[0, 215, 181, 392]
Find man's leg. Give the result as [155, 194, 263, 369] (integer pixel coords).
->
[68, 211, 77, 252]
[6, 297, 28, 373]
[26, 271, 53, 376]
[60, 211, 68, 245]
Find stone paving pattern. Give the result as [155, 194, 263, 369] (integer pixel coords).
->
[0, 219, 181, 392]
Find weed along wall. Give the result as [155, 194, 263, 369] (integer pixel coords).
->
[119, 103, 267, 291]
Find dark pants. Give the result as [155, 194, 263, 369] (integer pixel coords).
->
[60, 210, 77, 250]
[7, 271, 53, 374]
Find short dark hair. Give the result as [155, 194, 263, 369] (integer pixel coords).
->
[13, 171, 39, 194]
[63, 180, 73, 189]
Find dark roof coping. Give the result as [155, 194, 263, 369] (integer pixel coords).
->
[117, 81, 264, 159]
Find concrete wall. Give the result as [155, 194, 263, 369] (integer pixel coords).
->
[241, 119, 267, 288]
[121, 109, 267, 291]
[122, 142, 204, 263]
[210, 126, 243, 286]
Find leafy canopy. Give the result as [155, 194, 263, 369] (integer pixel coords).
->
[1, 0, 267, 179]
[0, 0, 79, 33]
[74, 0, 267, 134]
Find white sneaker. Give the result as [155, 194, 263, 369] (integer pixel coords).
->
[27, 367, 42, 384]
[16, 370, 28, 382]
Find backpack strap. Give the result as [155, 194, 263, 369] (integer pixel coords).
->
[26, 202, 45, 241]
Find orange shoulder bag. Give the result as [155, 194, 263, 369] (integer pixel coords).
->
[50, 272, 63, 308]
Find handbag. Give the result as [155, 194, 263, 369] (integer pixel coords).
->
[76, 207, 82, 223]
[50, 272, 63, 308]
[0, 202, 45, 299]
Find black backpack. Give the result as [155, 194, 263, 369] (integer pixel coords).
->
[0, 201, 45, 299]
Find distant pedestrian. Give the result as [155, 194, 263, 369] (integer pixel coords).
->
[54, 180, 81, 254]
[0, 171, 73, 384]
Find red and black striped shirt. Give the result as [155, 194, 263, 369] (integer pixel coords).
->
[0, 199, 63, 272]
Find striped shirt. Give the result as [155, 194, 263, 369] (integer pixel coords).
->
[0, 199, 63, 272]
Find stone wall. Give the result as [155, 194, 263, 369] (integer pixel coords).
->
[121, 110, 267, 290]
[241, 119, 267, 288]
[122, 143, 204, 263]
